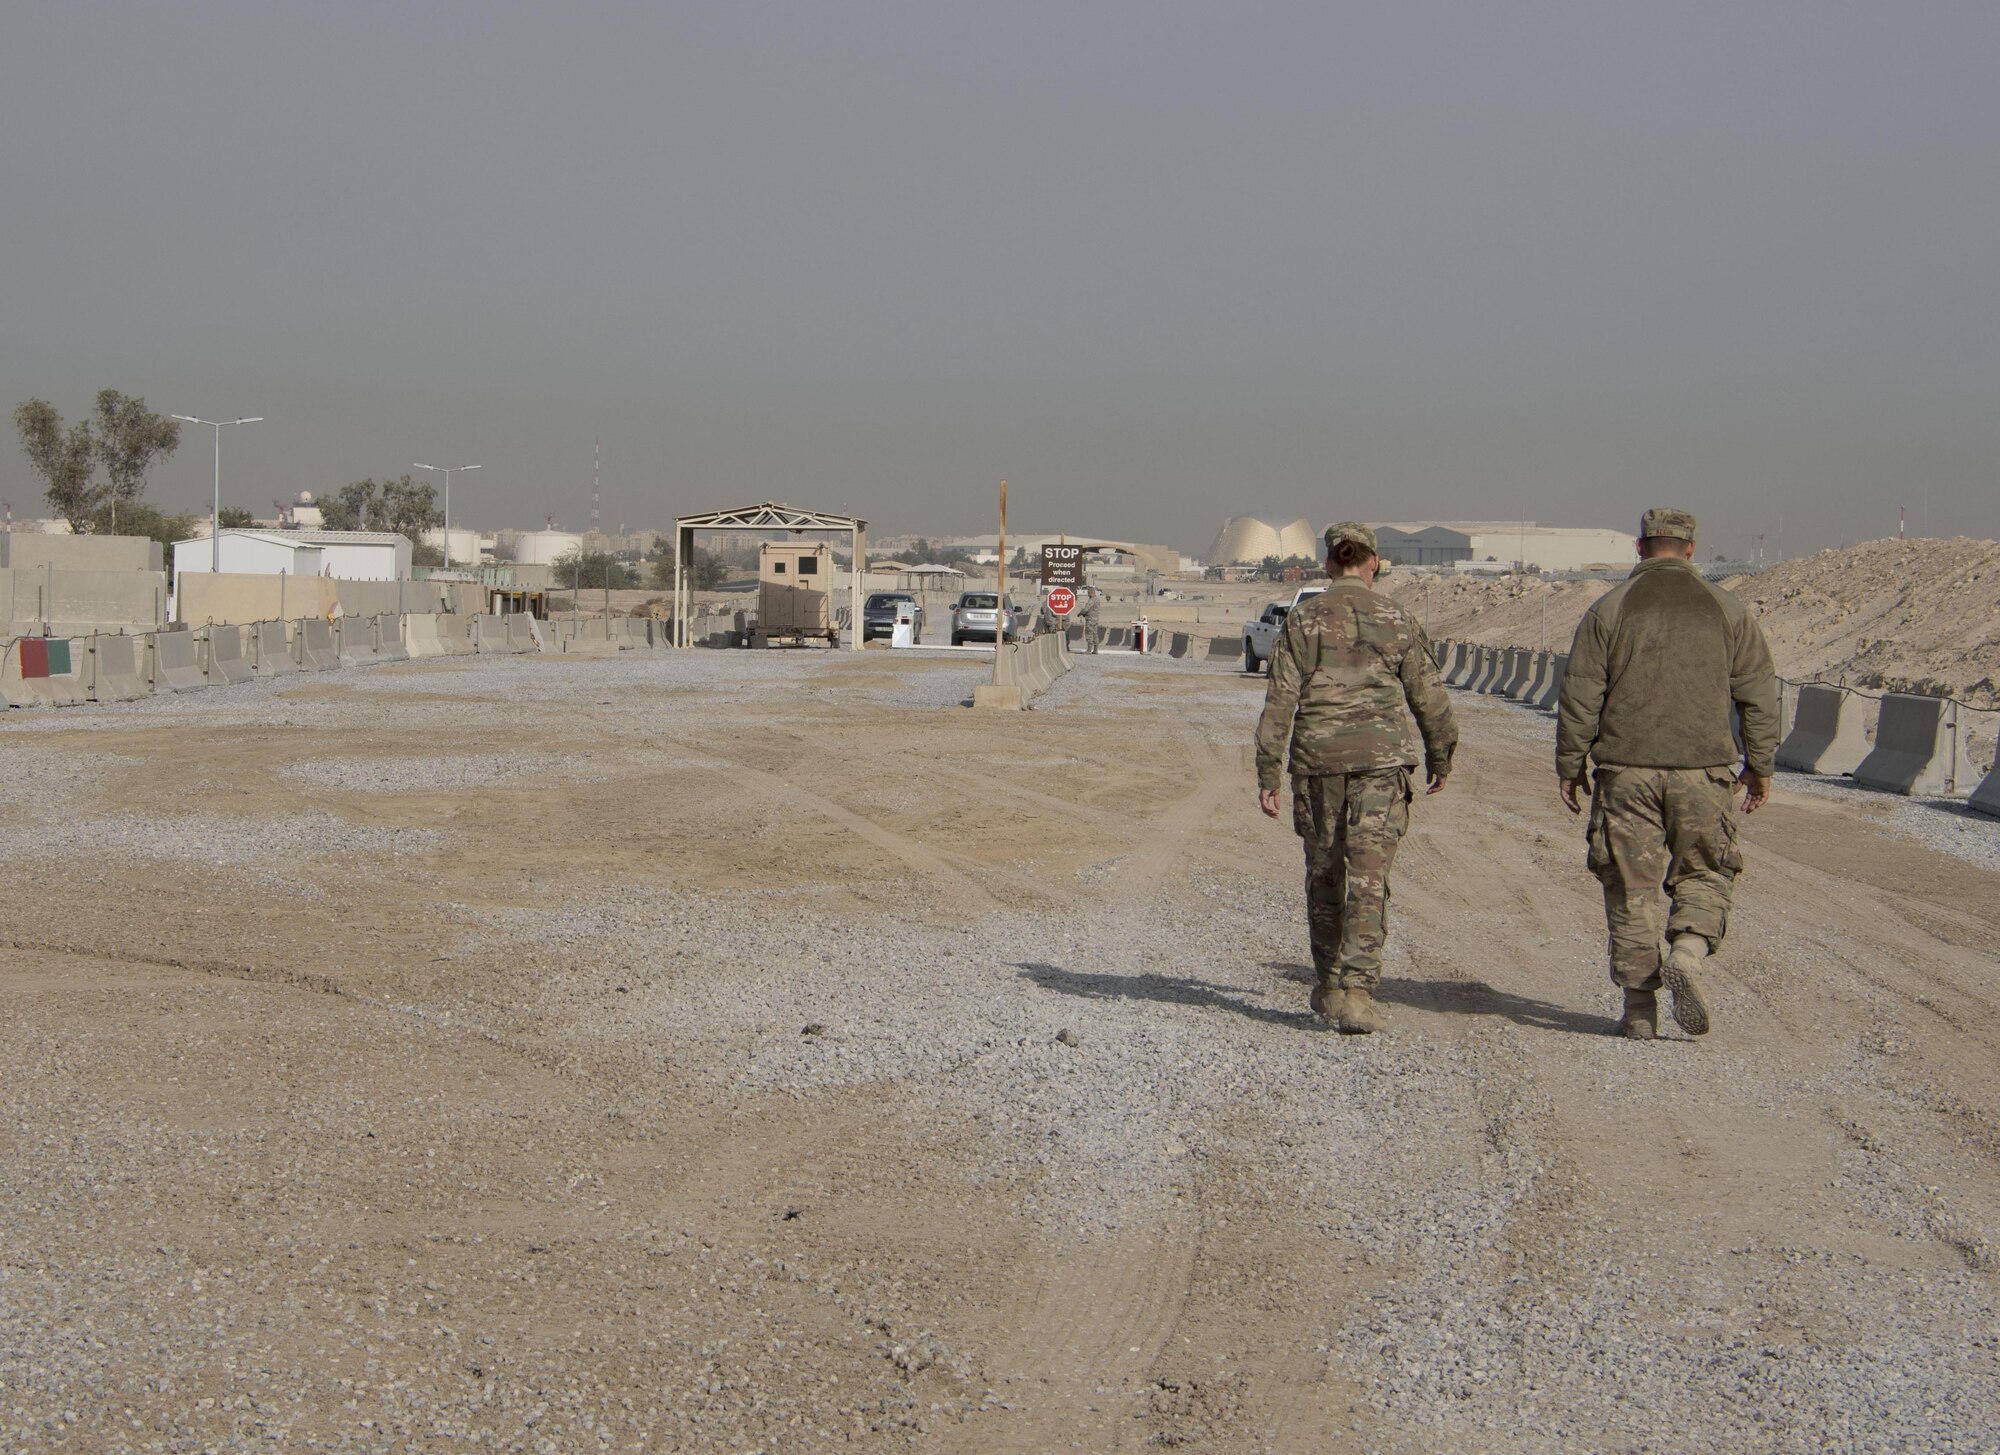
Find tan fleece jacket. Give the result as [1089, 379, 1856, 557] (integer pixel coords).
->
[1556, 557, 1779, 779]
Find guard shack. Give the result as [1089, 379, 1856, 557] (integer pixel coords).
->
[756, 541, 837, 646]
[673, 502, 868, 650]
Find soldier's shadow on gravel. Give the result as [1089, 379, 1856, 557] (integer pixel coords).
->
[1015, 963, 1311, 1029]
[1264, 961, 1605, 1037]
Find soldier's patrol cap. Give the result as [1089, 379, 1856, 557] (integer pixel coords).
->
[1640, 508, 1697, 541]
[1324, 521, 1378, 555]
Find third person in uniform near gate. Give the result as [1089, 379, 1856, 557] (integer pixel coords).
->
[1255, 523, 1457, 1034]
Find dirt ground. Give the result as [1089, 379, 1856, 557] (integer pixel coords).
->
[3, 648, 1998, 1452]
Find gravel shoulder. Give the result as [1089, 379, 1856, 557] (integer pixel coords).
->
[3, 649, 1998, 1453]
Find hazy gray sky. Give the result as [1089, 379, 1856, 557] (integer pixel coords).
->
[4, 1, 1995, 558]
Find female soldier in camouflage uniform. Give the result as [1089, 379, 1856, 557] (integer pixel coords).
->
[1255, 523, 1458, 1033]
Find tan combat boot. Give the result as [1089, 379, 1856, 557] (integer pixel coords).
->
[1310, 982, 1346, 1025]
[1336, 986, 1384, 1035]
[1613, 988, 1658, 1040]
[1662, 935, 1712, 1037]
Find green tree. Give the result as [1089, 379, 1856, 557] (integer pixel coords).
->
[646, 536, 727, 589]
[90, 500, 198, 551]
[90, 392, 181, 531]
[555, 549, 639, 590]
[13, 399, 96, 530]
[319, 475, 440, 548]
[12, 390, 181, 533]
[217, 506, 256, 530]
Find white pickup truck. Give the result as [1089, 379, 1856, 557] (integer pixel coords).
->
[1241, 585, 1326, 673]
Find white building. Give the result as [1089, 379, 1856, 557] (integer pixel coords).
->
[170, 529, 411, 597]
[283, 530, 413, 580]
[171, 531, 326, 596]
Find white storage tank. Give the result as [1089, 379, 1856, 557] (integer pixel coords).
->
[420, 526, 486, 563]
[513, 529, 584, 566]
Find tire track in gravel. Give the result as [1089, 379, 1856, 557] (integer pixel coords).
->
[1108, 739, 1241, 907]
[966, 1207, 1200, 1452]
[689, 754, 1045, 909]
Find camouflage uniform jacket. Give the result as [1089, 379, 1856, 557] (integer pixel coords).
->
[1254, 579, 1458, 792]
[1556, 556, 1779, 780]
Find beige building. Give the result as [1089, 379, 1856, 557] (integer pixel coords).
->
[1206, 515, 1319, 565]
[1373, 522, 1634, 573]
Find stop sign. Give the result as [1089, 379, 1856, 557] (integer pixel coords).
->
[1047, 586, 1076, 617]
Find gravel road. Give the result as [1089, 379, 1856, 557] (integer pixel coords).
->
[3, 647, 1997, 1453]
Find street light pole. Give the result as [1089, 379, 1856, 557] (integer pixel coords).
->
[171, 414, 262, 572]
[413, 463, 480, 569]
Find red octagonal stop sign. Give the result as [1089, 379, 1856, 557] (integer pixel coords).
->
[1048, 586, 1076, 617]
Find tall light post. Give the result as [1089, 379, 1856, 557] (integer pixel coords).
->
[171, 414, 262, 572]
[413, 462, 479, 569]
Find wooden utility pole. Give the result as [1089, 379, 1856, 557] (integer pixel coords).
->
[973, 479, 1022, 709]
[995, 480, 1008, 682]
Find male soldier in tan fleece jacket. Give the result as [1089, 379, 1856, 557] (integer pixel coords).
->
[1557, 509, 1779, 1039]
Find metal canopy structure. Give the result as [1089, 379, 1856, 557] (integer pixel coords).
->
[673, 501, 868, 649]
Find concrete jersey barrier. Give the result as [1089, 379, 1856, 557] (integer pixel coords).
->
[403, 613, 448, 658]
[505, 613, 541, 652]
[3, 635, 88, 707]
[1971, 765, 2000, 819]
[1466, 648, 1499, 693]
[1774, 685, 1871, 776]
[1443, 642, 1473, 687]
[1851, 693, 1964, 797]
[1502, 649, 1539, 699]
[1533, 655, 1567, 710]
[375, 614, 409, 661]
[982, 631, 1074, 706]
[292, 617, 339, 672]
[332, 616, 374, 666]
[436, 614, 476, 655]
[1515, 650, 1552, 705]
[202, 624, 255, 685]
[148, 629, 207, 693]
[252, 620, 296, 676]
[87, 633, 151, 703]
[476, 613, 525, 654]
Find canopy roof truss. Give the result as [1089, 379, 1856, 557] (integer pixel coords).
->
[672, 500, 868, 649]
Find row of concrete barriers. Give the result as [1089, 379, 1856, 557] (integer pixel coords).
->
[1434, 641, 1569, 712]
[1059, 622, 1239, 660]
[1776, 681, 1998, 808]
[2, 611, 685, 709]
[1434, 638, 1999, 815]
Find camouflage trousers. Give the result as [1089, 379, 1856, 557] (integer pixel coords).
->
[1082, 619, 1100, 653]
[1586, 766, 1743, 989]
[1293, 767, 1412, 989]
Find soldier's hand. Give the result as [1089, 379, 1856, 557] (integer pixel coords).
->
[1425, 772, 1447, 796]
[1737, 769, 1771, 815]
[1258, 787, 1282, 819]
[1558, 775, 1590, 814]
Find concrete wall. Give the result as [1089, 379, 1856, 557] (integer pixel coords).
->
[1, 565, 169, 631]
[0, 533, 162, 572]
[175, 572, 339, 625]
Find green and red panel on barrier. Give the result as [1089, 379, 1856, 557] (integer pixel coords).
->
[13, 638, 74, 677]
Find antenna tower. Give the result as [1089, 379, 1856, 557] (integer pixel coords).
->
[591, 437, 601, 539]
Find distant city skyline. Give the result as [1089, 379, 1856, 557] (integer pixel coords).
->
[5, 4, 1996, 563]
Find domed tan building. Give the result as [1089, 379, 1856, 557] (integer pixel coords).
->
[1206, 515, 1318, 566]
